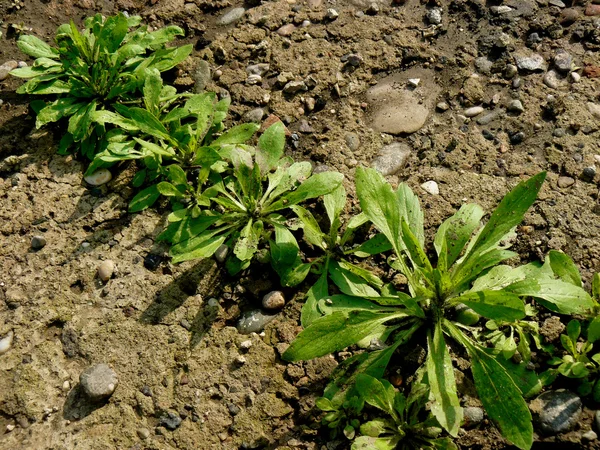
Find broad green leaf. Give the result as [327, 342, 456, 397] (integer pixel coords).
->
[116, 105, 171, 141]
[351, 233, 393, 257]
[396, 183, 424, 247]
[36, 98, 84, 127]
[172, 234, 227, 263]
[355, 374, 396, 416]
[68, 101, 96, 142]
[147, 44, 193, 72]
[462, 172, 546, 265]
[434, 204, 484, 268]
[301, 272, 328, 327]
[97, 13, 129, 53]
[92, 110, 139, 131]
[129, 184, 160, 212]
[494, 356, 543, 398]
[143, 68, 163, 115]
[359, 419, 389, 438]
[427, 321, 462, 437]
[455, 290, 526, 322]
[588, 317, 600, 343]
[318, 295, 396, 314]
[291, 205, 325, 249]
[451, 248, 517, 290]
[212, 123, 259, 146]
[265, 172, 344, 212]
[329, 260, 380, 297]
[234, 219, 260, 261]
[446, 321, 533, 450]
[282, 310, 401, 361]
[548, 250, 582, 287]
[338, 260, 383, 289]
[400, 218, 432, 273]
[324, 184, 346, 228]
[356, 167, 401, 255]
[256, 121, 285, 173]
[157, 181, 184, 197]
[167, 165, 188, 185]
[185, 92, 216, 141]
[352, 436, 398, 450]
[506, 278, 594, 315]
[17, 35, 59, 59]
[593, 273, 600, 301]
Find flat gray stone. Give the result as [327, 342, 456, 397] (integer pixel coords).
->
[530, 389, 582, 435]
[237, 310, 277, 334]
[514, 53, 546, 72]
[218, 7, 245, 26]
[371, 142, 411, 176]
[193, 60, 211, 93]
[80, 363, 118, 401]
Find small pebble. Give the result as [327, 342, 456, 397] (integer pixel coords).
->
[581, 167, 596, 182]
[84, 169, 112, 186]
[436, 102, 449, 111]
[237, 310, 277, 334]
[6, 424, 15, 432]
[371, 142, 411, 176]
[557, 176, 575, 188]
[504, 64, 518, 79]
[543, 70, 561, 89]
[366, 3, 379, 15]
[421, 180, 439, 195]
[507, 100, 524, 114]
[240, 340, 252, 350]
[571, 72, 581, 83]
[137, 428, 151, 440]
[554, 50, 572, 73]
[79, 363, 118, 401]
[407, 78, 420, 88]
[509, 131, 525, 145]
[464, 106, 484, 117]
[159, 411, 182, 430]
[234, 355, 246, 366]
[62, 380, 71, 391]
[97, 260, 115, 282]
[143, 254, 162, 271]
[530, 389, 582, 435]
[325, 8, 339, 20]
[277, 24, 296, 36]
[463, 406, 484, 427]
[214, 244, 229, 263]
[31, 235, 47, 250]
[583, 430, 598, 441]
[0, 60, 18, 81]
[514, 53, 546, 72]
[0, 331, 14, 355]
[218, 7, 245, 26]
[262, 291, 285, 310]
[426, 7, 443, 25]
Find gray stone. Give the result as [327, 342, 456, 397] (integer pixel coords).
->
[463, 406, 484, 427]
[262, 291, 285, 310]
[159, 411, 182, 430]
[137, 428, 151, 439]
[193, 60, 211, 93]
[31, 235, 46, 250]
[554, 50, 572, 73]
[514, 53, 546, 72]
[97, 260, 115, 282]
[84, 168, 112, 186]
[587, 103, 600, 119]
[464, 106, 484, 117]
[475, 57, 493, 75]
[237, 310, 277, 334]
[214, 244, 229, 263]
[218, 7, 245, 26]
[436, 102, 449, 111]
[371, 142, 411, 176]
[583, 430, 598, 441]
[0, 60, 18, 81]
[344, 132, 360, 151]
[549, 0, 565, 8]
[325, 8, 339, 20]
[504, 64, 518, 79]
[346, 54, 363, 67]
[283, 80, 307, 94]
[544, 70, 562, 89]
[277, 24, 296, 36]
[79, 363, 118, 401]
[246, 64, 270, 77]
[557, 176, 575, 188]
[243, 108, 265, 123]
[426, 7, 442, 25]
[507, 100, 524, 114]
[530, 389, 582, 435]
[421, 180, 439, 195]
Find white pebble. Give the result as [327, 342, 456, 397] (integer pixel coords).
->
[84, 169, 112, 186]
[240, 340, 252, 349]
[464, 106, 484, 117]
[407, 78, 420, 87]
[421, 180, 439, 195]
[6, 424, 15, 432]
[98, 260, 115, 282]
[62, 380, 71, 391]
[0, 331, 14, 355]
[571, 72, 581, 83]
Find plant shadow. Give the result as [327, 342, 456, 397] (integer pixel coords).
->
[62, 385, 108, 421]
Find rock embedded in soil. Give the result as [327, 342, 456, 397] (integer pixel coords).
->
[262, 291, 285, 310]
[421, 180, 439, 195]
[581, 167, 596, 182]
[277, 24, 296, 37]
[557, 176, 575, 188]
[159, 411, 182, 430]
[371, 142, 411, 176]
[214, 244, 229, 263]
[554, 50, 573, 73]
[427, 7, 443, 25]
[543, 70, 562, 89]
[193, 60, 211, 93]
[366, 88, 429, 134]
[31, 235, 46, 250]
[587, 103, 600, 119]
[84, 169, 112, 186]
[464, 106, 484, 117]
[514, 53, 546, 72]
[97, 260, 115, 282]
[0, 330, 14, 355]
[583, 430, 598, 442]
[237, 310, 277, 334]
[463, 406, 484, 427]
[218, 7, 245, 26]
[0, 60, 18, 81]
[79, 363, 118, 401]
[507, 100, 524, 114]
[243, 108, 265, 123]
[530, 389, 582, 435]
[143, 254, 162, 271]
[137, 428, 150, 440]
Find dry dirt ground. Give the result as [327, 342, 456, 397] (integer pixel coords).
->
[1, 0, 600, 449]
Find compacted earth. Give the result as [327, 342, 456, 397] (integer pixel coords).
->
[1, 0, 600, 449]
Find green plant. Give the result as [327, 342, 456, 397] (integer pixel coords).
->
[11, 13, 192, 158]
[155, 121, 344, 274]
[283, 170, 596, 449]
[350, 373, 457, 450]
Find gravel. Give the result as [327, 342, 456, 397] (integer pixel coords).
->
[370, 142, 411, 176]
[31, 235, 47, 250]
[218, 7, 245, 26]
[79, 363, 118, 401]
[159, 411, 183, 430]
[421, 180, 439, 195]
[262, 291, 285, 310]
[237, 310, 277, 334]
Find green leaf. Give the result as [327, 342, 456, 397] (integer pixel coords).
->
[301, 272, 328, 327]
[116, 105, 171, 141]
[352, 436, 398, 450]
[185, 92, 216, 141]
[593, 273, 600, 301]
[446, 321, 533, 450]
[400, 218, 432, 273]
[157, 181, 184, 197]
[256, 121, 285, 173]
[129, 184, 160, 212]
[97, 13, 129, 53]
[434, 204, 484, 269]
[461, 172, 546, 266]
[172, 233, 228, 263]
[506, 278, 594, 315]
[451, 248, 517, 290]
[36, 99, 84, 127]
[548, 250, 582, 287]
[92, 110, 139, 131]
[455, 290, 526, 322]
[427, 321, 462, 437]
[143, 68, 163, 115]
[167, 165, 188, 185]
[328, 260, 380, 297]
[68, 101, 97, 142]
[17, 35, 59, 59]
[212, 123, 260, 146]
[351, 234, 393, 257]
[359, 419, 389, 438]
[234, 219, 260, 261]
[291, 205, 325, 249]
[355, 374, 396, 416]
[396, 183, 424, 247]
[324, 184, 346, 229]
[282, 310, 401, 361]
[265, 172, 344, 212]
[588, 317, 600, 343]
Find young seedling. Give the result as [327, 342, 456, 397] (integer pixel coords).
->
[11, 13, 192, 158]
[284, 170, 595, 449]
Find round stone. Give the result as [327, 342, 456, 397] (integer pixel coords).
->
[371, 142, 411, 176]
[84, 169, 112, 186]
[557, 176, 575, 188]
[530, 389, 582, 435]
[218, 7, 245, 26]
[79, 363, 118, 401]
[464, 106, 484, 117]
[421, 180, 439, 195]
[463, 406, 485, 427]
[31, 235, 47, 250]
[237, 310, 277, 334]
[262, 291, 285, 310]
[97, 260, 115, 282]
[137, 428, 151, 440]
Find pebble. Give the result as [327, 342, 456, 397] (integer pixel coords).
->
[237, 310, 277, 334]
[84, 169, 112, 186]
[581, 167, 596, 182]
[0, 331, 14, 355]
[583, 430, 598, 441]
[143, 254, 162, 271]
[543, 70, 561, 89]
[504, 64, 518, 79]
[595, 411, 600, 432]
[277, 24, 296, 37]
[421, 180, 439, 195]
[0, 60, 18, 81]
[530, 389, 582, 435]
[246, 63, 269, 77]
[344, 132, 360, 151]
[548, 0, 565, 8]
[436, 102, 449, 111]
[427, 7, 443, 25]
[371, 142, 411, 176]
[262, 291, 285, 310]
[346, 54, 363, 67]
[247, 74, 261, 85]
[31, 235, 47, 250]
[193, 60, 211, 93]
[214, 244, 229, 263]
[137, 428, 151, 439]
[571, 72, 581, 83]
[475, 57, 493, 75]
[218, 7, 245, 26]
[554, 50, 572, 73]
[586, 4, 600, 16]
[509, 131, 525, 145]
[325, 8, 339, 20]
[463, 406, 484, 427]
[79, 363, 118, 401]
[97, 260, 115, 282]
[560, 8, 580, 25]
[464, 106, 484, 117]
[514, 53, 546, 72]
[366, 3, 379, 15]
[557, 176, 575, 188]
[63, 380, 71, 391]
[6, 424, 15, 432]
[159, 411, 182, 430]
[587, 103, 600, 119]
[507, 100, 524, 114]
[407, 78, 420, 88]
[240, 340, 252, 350]
[283, 80, 307, 94]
